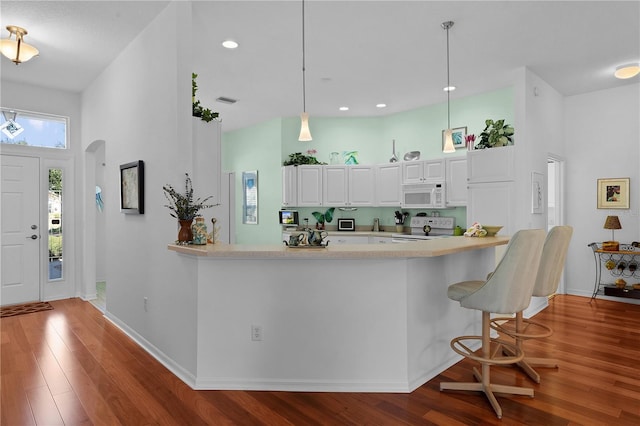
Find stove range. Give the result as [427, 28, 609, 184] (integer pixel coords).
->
[391, 216, 455, 242]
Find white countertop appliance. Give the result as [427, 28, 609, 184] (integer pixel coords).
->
[391, 216, 455, 243]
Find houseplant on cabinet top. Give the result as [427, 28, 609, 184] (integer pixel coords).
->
[192, 73, 219, 123]
[163, 173, 215, 243]
[475, 119, 514, 149]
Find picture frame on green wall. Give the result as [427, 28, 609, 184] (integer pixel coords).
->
[442, 126, 467, 150]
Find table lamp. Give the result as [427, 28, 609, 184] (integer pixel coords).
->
[603, 215, 622, 251]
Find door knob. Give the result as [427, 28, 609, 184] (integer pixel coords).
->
[27, 234, 38, 240]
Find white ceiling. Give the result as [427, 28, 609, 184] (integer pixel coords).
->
[1, 1, 639, 132]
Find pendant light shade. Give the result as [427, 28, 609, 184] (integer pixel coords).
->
[298, 0, 312, 141]
[299, 112, 312, 141]
[442, 21, 455, 153]
[0, 26, 39, 65]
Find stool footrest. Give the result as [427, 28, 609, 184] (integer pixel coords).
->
[450, 335, 524, 365]
[491, 316, 553, 340]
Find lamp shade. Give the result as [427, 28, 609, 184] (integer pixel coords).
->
[0, 26, 39, 64]
[443, 129, 455, 153]
[603, 215, 622, 230]
[614, 63, 640, 79]
[298, 112, 312, 141]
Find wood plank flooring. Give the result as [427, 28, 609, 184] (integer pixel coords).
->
[1, 295, 639, 425]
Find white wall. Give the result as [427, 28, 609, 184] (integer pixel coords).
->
[81, 2, 200, 375]
[564, 83, 640, 298]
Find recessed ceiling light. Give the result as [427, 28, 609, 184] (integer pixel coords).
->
[222, 40, 239, 49]
[339, 106, 349, 111]
[443, 86, 456, 92]
[614, 63, 640, 79]
[376, 103, 387, 108]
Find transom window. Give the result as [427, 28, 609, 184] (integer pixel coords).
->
[1, 108, 68, 149]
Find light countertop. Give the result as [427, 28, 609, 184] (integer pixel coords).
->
[168, 236, 509, 259]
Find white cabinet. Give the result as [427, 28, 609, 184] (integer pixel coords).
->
[375, 164, 401, 206]
[297, 166, 323, 206]
[467, 146, 516, 235]
[467, 181, 515, 235]
[467, 145, 515, 183]
[281, 166, 297, 207]
[323, 166, 375, 207]
[329, 235, 369, 245]
[402, 159, 445, 184]
[192, 118, 221, 204]
[445, 157, 467, 206]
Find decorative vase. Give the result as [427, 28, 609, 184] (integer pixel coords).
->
[178, 219, 194, 243]
[192, 217, 208, 245]
[396, 225, 404, 233]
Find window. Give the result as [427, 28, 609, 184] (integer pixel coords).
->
[49, 168, 63, 280]
[1, 108, 67, 149]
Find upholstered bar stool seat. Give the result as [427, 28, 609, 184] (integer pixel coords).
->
[490, 226, 573, 383]
[440, 229, 546, 419]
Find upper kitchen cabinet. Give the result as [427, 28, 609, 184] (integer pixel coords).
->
[445, 157, 467, 207]
[282, 166, 297, 207]
[297, 165, 323, 206]
[375, 163, 401, 206]
[323, 165, 375, 207]
[402, 159, 445, 184]
[467, 145, 515, 183]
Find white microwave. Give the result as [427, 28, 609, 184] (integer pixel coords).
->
[401, 182, 445, 208]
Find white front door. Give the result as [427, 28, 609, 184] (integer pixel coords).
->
[1, 155, 41, 305]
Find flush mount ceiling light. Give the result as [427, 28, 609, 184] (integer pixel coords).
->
[222, 40, 238, 49]
[442, 20, 456, 154]
[376, 103, 387, 108]
[339, 106, 349, 111]
[298, 0, 312, 141]
[614, 63, 640, 79]
[0, 25, 39, 65]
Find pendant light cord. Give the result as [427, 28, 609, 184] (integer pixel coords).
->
[445, 22, 451, 129]
[301, 0, 307, 113]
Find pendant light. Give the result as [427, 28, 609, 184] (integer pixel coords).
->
[298, 0, 312, 141]
[0, 26, 39, 65]
[442, 21, 455, 153]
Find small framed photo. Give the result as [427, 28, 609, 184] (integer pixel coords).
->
[442, 126, 467, 150]
[597, 177, 629, 209]
[120, 161, 145, 214]
[531, 172, 544, 214]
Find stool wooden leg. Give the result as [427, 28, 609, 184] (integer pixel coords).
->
[440, 312, 534, 419]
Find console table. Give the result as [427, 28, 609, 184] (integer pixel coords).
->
[589, 242, 640, 299]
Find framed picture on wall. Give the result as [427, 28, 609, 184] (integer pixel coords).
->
[597, 177, 629, 209]
[531, 172, 544, 214]
[120, 160, 145, 214]
[442, 126, 467, 150]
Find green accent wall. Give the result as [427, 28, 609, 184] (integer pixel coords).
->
[223, 87, 513, 243]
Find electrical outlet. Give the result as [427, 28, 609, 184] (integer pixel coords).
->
[143, 297, 148, 312]
[251, 325, 262, 341]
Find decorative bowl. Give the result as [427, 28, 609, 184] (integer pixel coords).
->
[482, 225, 503, 237]
[403, 151, 421, 161]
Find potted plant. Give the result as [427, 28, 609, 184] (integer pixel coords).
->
[192, 73, 219, 123]
[283, 149, 327, 166]
[163, 173, 215, 243]
[311, 207, 335, 230]
[475, 119, 514, 149]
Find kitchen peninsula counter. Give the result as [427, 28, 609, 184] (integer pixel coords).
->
[168, 235, 508, 258]
[165, 237, 509, 393]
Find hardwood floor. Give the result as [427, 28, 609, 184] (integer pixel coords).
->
[1, 295, 639, 425]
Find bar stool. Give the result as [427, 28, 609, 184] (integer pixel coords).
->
[440, 229, 546, 419]
[490, 226, 573, 383]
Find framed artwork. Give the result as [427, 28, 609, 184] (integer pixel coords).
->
[242, 170, 258, 224]
[442, 126, 467, 150]
[120, 161, 144, 214]
[597, 177, 629, 209]
[531, 172, 543, 214]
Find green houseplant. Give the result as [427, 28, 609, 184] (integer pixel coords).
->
[163, 173, 215, 242]
[192, 73, 219, 123]
[283, 149, 327, 166]
[475, 119, 514, 149]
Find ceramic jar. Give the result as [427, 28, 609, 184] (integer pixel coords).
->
[191, 217, 208, 245]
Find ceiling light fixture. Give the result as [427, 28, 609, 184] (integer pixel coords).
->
[442, 21, 456, 154]
[376, 103, 387, 108]
[0, 25, 39, 65]
[614, 63, 640, 79]
[298, 0, 312, 141]
[222, 40, 239, 49]
[339, 106, 349, 111]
